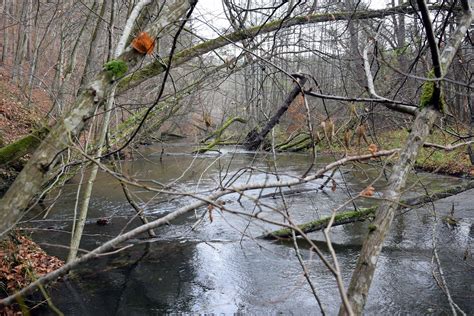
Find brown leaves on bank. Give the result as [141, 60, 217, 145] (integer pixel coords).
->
[0, 232, 64, 313]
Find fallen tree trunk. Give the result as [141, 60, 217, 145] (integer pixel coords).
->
[276, 133, 311, 151]
[263, 180, 474, 239]
[0, 127, 49, 166]
[265, 208, 376, 239]
[200, 116, 246, 143]
[194, 116, 246, 154]
[244, 75, 307, 150]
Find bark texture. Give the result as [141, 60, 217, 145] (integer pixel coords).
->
[340, 2, 473, 314]
[0, 0, 192, 238]
[341, 107, 439, 315]
[245, 76, 307, 150]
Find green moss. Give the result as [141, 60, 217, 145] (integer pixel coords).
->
[420, 70, 435, 108]
[0, 127, 49, 165]
[104, 59, 128, 79]
[276, 134, 310, 151]
[420, 70, 446, 112]
[368, 224, 377, 232]
[413, 127, 471, 175]
[198, 117, 247, 151]
[266, 207, 376, 238]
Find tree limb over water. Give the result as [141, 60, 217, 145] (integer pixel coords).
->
[0, 150, 399, 306]
[263, 181, 474, 239]
[0, 1, 452, 238]
[340, 1, 473, 314]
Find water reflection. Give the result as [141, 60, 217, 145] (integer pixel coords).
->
[29, 144, 474, 315]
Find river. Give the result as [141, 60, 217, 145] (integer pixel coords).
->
[26, 143, 473, 315]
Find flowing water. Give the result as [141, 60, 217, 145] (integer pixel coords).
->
[26, 143, 473, 315]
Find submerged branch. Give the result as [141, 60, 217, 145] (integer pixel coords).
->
[263, 181, 474, 239]
[0, 150, 399, 306]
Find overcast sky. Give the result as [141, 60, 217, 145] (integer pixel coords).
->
[194, 0, 390, 38]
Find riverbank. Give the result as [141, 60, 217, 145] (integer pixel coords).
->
[0, 232, 64, 314]
[273, 128, 474, 177]
[0, 70, 51, 195]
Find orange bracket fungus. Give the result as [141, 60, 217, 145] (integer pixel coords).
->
[131, 32, 155, 55]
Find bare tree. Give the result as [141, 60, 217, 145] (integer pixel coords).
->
[0, 1, 472, 314]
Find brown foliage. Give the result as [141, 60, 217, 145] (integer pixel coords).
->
[287, 94, 306, 133]
[360, 186, 375, 197]
[355, 124, 369, 146]
[368, 143, 378, 155]
[344, 130, 352, 148]
[203, 112, 212, 128]
[131, 32, 155, 55]
[321, 119, 335, 143]
[0, 232, 64, 313]
[0, 72, 50, 145]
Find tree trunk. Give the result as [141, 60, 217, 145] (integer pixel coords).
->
[67, 86, 115, 263]
[264, 180, 474, 239]
[67, 0, 170, 262]
[26, 3, 60, 106]
[341, 107, 439, 315]
[468, 80, 474, 164]
[53, 3, 95, 113]
[1, 0, 9, 63]
[12, 0, 29, 84]
[0, 0, 193, 239]
[340, 2, 473, 314]
[78, 0, 107, 91]
[244, 76, 307, 150]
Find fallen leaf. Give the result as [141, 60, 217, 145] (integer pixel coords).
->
[368, 143, 378, 155]
[361, 186, 375, 197]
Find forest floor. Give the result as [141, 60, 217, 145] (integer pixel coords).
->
[0, 233, 64, 315]
[334, 128, 474, 177]
[0, 69, 51, 193]
[376, 128, 474, 176]
[0, 69, 63, 314]
[0, 69, 50, 145]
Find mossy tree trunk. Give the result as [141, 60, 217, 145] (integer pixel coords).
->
[195, 116, 246, 153]
[0, 0, 193, 238]
[340, 2, 473, 315]
[264, 180, 474, 239]
[0, 127, 49, 166]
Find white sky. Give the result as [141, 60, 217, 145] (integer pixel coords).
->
[194, 0, 390, 38]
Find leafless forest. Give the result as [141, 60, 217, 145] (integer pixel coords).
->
[0, 0, 473, 314]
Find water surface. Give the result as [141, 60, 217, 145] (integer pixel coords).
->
[27, 144, 474, 315]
